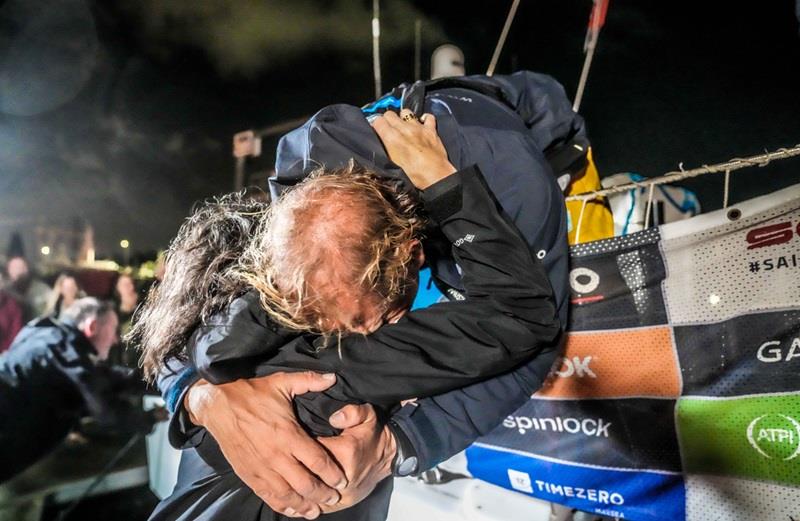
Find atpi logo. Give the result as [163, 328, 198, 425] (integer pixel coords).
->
[746, 221, 800, 249]
[746, 414, 800, 460]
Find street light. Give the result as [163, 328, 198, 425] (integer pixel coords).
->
[40, 246, 50, 256]
[120, 239, 130, 266]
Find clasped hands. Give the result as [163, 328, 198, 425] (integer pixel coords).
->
[185, 372, 396, 519]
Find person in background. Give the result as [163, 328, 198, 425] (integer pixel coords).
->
[43, 272, 84, 319]
[0, 272, 23, 353]
[114, 273, 139, 336]
[111, 272, 140, 368]
[5, 256, 50, 320]
[0, 297, 160, 484]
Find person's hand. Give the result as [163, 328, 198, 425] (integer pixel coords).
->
[184, 372, 347, 519]
[372, 108, 457, 190]
[316, 403, 397, 513]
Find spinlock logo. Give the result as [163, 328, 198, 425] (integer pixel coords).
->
[757, 338, 800, 363]
[746, 221, 800, 250]
[746, 414, 800, 460]
[504, 415, 612, 437]
[554, 356, 597, 378]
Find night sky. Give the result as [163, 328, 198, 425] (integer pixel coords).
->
[1, 0, 799, 259]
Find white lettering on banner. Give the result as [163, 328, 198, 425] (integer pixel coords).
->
[505, 415, 612, 437]
[555, 356, 597, 378]
[756, 338, 800, 363]
[595, 509, 625, 518]
[534, 480, 625, 505]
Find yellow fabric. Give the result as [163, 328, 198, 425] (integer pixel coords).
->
[565, 148, 614, 245]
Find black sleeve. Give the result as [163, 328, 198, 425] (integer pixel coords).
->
[265, 165, 561, 432]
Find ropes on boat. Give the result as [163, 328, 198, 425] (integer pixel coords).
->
[566, 144, 800, 202]
[486, 0, 521, 76]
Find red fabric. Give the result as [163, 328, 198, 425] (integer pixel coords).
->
[0, 291, 23, 353]
[588, 0, 610, 31]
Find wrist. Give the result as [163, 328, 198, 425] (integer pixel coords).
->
[373, 425, 396, 479]
[387, 419, 418, 477]
[414, 161, 457, 190]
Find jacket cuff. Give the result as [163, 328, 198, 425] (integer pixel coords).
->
[420, 165, 481, 223]
[165, 367, 206, 449]
[388, 403, 441, 474]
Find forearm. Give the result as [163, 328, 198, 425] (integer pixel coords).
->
[389, 341, 560, 473]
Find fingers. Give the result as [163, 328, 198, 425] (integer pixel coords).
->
[275, 452, 340, 508]
[278, 371, 337, 396]
[421, 113, 436, 130]
[382, 109, 403, 127]
[251, 471, 320, 519]
[329, 403, 375, 430]
[293, 434, 349, 492]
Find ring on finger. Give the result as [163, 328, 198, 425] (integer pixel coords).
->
[401, 112, 418, 122]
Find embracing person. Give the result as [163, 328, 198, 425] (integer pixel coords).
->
[139, 71, 583, 520]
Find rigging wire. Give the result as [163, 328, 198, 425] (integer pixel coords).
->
[566, 144, 800, 202]
[414, 19, 422, 81]
[486, 0, 521, 76]
[573, 0, 609, 112]
[372, 0, 382, 99]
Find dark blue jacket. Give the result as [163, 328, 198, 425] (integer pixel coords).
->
[0, 318, 140, 482]
[271, 71, 578, 470]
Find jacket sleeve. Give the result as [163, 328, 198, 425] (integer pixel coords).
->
[271, 164, 562, 408]
[389, 342, 560, 473]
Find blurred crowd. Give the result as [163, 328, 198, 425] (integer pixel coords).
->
[0, 254, 145, 362]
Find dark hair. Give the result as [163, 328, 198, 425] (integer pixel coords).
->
[129, 192, 268, 382]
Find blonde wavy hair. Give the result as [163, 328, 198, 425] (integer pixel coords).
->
[237, 161, 426, 334]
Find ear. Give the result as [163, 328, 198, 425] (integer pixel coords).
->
[409, 239, 425, 269]
[81, 317, 99, 340]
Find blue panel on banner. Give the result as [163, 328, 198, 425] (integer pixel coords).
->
[466, 444, 686, 521]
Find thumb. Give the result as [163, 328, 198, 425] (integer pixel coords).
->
[280, 371, 337, 396]
[329, 403, 374, 430]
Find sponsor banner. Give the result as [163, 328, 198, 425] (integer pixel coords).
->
[685, 474, 800, 521]
[484, 398, 682, 471]
[661, 196, 800, 325]
[677, 394, 800, 486]
[675, 310, 800, 396]
[468, 185, 800, 518]
[536, 327, 680, 399]
[466, 444, 686, 521]
[568, 228, 668, 331]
